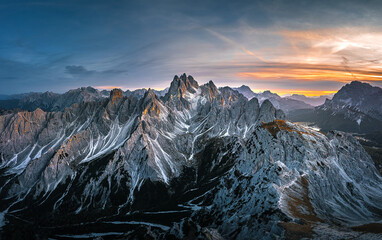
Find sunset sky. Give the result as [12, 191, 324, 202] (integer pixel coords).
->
[1, 0, 382, 96]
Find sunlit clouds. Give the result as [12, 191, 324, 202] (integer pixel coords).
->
[198, 27, 382, 96]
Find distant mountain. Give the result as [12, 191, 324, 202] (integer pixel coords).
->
[125, 88, 169, 98]
[233, 85, 257, 99]
[100, 88, 169, 100]
[0, 93, 39, 110]
[100, 89, 111, 97]
[125, 88, 147, 98]
[0, 87, 169, 114]
[17, 91, 60, 111]
[327, 81, 382, 121]
[289, 81, 382, 133]
[1, 75, 381, 239]
[286, 93, 333, 106]
[0, 87, 104, 113]
[234, 85, 313, 113]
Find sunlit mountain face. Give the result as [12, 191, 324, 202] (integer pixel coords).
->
[1, 1, 382, 239]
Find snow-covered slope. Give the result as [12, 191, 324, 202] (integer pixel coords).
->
[0, 74, 381, 239]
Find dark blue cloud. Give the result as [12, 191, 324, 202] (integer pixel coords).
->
[65, 65, 93, 75]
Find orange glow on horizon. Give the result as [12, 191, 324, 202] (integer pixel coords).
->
[258, 89, 338, 97]
[94, 86, 124, 90]
[237, 69, 382, 82]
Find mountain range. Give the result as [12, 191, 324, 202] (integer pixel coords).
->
[0, 87, 170, 114]
[233, 85, 314, 113]
[285, 94, 334, 107]
[0, 84, 323, 116]
[0, 74, 381, 239]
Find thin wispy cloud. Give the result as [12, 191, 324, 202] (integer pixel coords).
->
[204, 28, 267, 62]
[65, 65, 94, 75]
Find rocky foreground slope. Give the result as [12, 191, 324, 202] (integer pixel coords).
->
[0, 74, 381, 239]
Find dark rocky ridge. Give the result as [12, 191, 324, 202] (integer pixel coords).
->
[0, 87, 170, 115]
[0, 87, 104, 113]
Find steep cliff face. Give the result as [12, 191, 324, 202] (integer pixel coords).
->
[0, 75, 381, 239]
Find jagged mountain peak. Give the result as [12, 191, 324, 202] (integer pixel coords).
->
[233, 85, 256, 100]
[139, 88, 165, 118]
[205, 80, 217, 89]
[237, 85, 251, 91]
[163, 74, 200, 109]
[295, 81, 382, 133]
[261, 98, 273, 108]
[169, 73, 199, 95]
[258, 99, 278, 122]
[201, 80, 219, 99]
[71, 86, 98, 92]
[333, 81, 382, 102]
[234, 86, 312, 113]
[348, 80, 370, 87]
[262, 90, 280, 99]
[141, 88, 160, 105]
[109, 88, 123, 103]
[25, 91, 58, 98]
[338, 81, 373, 94]
[320, 81, 382, 120]
[145, 88, 156, 97]
[179, 73, 197, 85]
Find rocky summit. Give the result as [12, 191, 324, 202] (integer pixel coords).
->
[0, 75, 381, 239]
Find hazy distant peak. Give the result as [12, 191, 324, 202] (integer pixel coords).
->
[237, 85, 252, 90]
[287, 93, 334, 106]
[262, 90, 280, 98]
[233, 85, 256, 100]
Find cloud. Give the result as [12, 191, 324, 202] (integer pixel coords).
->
[204, 28, 266, 62]
[65, 65, 127, 77]
[279, 28, 382, 62]
[65, 65, 94, 75]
